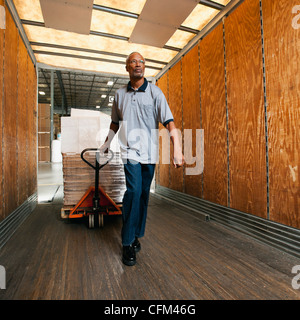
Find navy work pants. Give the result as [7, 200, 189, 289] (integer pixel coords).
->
[121, 160, 155, 246]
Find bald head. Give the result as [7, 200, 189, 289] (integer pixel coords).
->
[125, 52, 145, 80]
[126, 52, 145, 66]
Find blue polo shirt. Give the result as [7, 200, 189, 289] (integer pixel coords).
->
[111, 78, 174, 163]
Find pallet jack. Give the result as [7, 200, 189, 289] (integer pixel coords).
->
[62, 148, 122, 228]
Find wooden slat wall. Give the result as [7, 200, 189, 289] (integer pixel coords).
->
[3, 10, 18, 218]
[200, 24, 228, 206]
[17, 37, 29, 206]
[156, 73, 170, 188]
[0, 3, 37, 223]
[225, 0, 267, 218]
[156, 0, 299, 230]
[168, 61, 184, 192]
[182, 44, 202, 198]
[0, 0, 4, 220]
[262, 0, 300, 228]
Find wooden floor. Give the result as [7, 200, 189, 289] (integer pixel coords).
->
[0, 189, 299, 300]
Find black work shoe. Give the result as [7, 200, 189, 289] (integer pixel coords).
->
[122, 245, 136, 266]
[132, 237, 141, 253]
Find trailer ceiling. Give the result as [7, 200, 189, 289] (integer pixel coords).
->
[10, 0, 237, 112]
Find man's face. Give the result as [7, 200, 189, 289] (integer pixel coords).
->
[126, 53, 145, 79]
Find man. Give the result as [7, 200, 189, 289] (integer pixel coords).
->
[101, 52, 184, 266]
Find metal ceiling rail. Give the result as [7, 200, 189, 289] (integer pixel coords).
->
[199, 0, 225, 11]
[21, 19, 45, 27]
[178, 26, 199, 34]
[162, 45, 181, 52]
[93, 4, 139, 19]
[89, 30, 129, 41]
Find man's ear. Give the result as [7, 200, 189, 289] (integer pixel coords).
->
[125, 64, 129, 72]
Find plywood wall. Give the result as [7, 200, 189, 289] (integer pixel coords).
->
[262, 0, 300, 229]
[200, 24, 228, 206]
[182, 44, 202, 198]
[225, 0, 267, 218]
[168, 61, 184, 192]
[156, 0, 300, 230]
[17, 37, 29, 207]
[0, 3, 37, 222]
[3, 9, 18, 217]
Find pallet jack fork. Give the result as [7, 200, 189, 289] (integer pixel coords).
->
[65, 148, 122, 228]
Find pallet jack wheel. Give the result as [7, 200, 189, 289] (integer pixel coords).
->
[99, 214, 104, 228]
[88, 214, 95, 229]
[87, 213, 104, 229]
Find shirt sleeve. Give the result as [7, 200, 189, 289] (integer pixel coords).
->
[156, 88, 174, 126]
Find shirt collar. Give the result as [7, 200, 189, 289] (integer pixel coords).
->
[127, 78, 148, 92]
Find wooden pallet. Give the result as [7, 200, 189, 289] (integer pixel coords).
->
[60, 205, 73, 219]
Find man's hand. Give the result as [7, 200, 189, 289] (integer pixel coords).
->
[99, 142, 109, 154]
[165, 121, 184, 168]
[173, 147, 185, 168]
[99, 121, 119, 154]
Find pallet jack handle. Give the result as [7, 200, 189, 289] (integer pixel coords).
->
[80, 148, 114, 170]
[80, 148, 114, 211]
